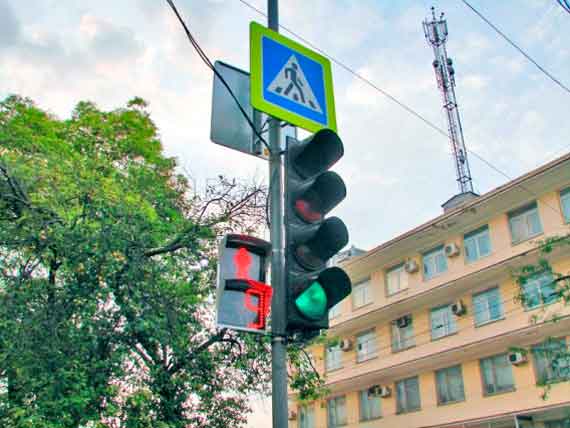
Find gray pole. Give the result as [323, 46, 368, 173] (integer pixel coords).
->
[267, 1, 288, 428]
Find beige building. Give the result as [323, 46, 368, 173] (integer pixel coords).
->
[289, 153, 570, 428]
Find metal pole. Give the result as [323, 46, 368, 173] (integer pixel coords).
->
[267, 1, 288, 428]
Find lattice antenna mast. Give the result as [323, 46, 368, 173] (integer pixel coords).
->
[423, 7, 474, 194]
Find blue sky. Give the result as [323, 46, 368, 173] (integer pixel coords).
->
[2, 1, 569, 425]
[1, 0, 569, 254]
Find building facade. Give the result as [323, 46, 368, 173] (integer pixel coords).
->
[289, 153, 570, 428]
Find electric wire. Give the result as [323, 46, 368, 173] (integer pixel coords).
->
[305, 376, 570, 428]
[460, 0, 570, 95]
[236, 0, 449, 139]
[236, 0, 568, 221]
[324, 287, 530, 370]
[165, 0, 272, 152]
[557, 0, 570, 14]
[321, 309, 569, 392]
[324, 235, 570, 368]
[304, 317, 570, 428]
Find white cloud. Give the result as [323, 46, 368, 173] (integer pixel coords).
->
[2, 0, 570, 250]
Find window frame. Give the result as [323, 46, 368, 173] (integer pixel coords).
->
[561, 187, 570, 224]
[435, 365, 466, 405]
[545, 418, 570, 428]
[422, 245, 448, 280]
[359, 389, 382, 422]
[356, 329, 378, 363]
[464, 225, 492, 263]
[386, 263, 407, 296]
[479, 353, 516, 396]
[325, 344, 342, 372]
[521, 271, 558, 310]
[327, 396, 347, 428]
[352, 278, 372, 309]
[532, 338, 570, 384]
[391, 315, 415, 352]
[430, 304, 457, 340]
[473, 286, 504, 327]
[396, 376, 421, 414]
[508, 202, 543, 244]
[298, 404, 314, 428]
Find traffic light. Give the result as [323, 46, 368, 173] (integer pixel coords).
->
[285, 128, 351, 333]
[216, 234, 273, 333]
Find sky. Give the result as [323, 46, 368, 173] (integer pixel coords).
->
[1, 0, 569, 424]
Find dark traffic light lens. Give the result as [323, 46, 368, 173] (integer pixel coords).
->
[295, 244, 324, 270]
[295, 281, 327, 320]
[293, 129, 343, 179]
[294, 217, 349, 270]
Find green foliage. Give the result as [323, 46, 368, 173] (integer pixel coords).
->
[0, 95, 279, 427]
[511, 234, 570, 398]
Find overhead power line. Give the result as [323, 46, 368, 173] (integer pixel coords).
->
[557, 0, 570, 14]
[460, 0, 570, 95]
[165, 0, 271, 152]
[236, 0, 450, 140]
[236, 0, 566, 220]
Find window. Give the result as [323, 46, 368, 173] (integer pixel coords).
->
[396, 376, 421, 414]
[561, 187, 570, 223]
[386, 264, 407, 295]
[532, 339, 570, 384]
[473, 287, 503, 326]
[327, 396, 347, 428]
[546, 419, 570, 428]
[480, 353, 515, 395]
[521, 272, 558, 309]
[299, 405, 314, 428]
[329, 303, 341, 320]
[325, 344, 342, 372]
[423, 246, 447, 280]
[430, 305, 457, 340]
[356, 330, 377, 362]
[359, 390, 382, 421]
[392, 315, 415, 351]
[435, 365, 465, 404]
[352, 278, 372, 308]
[509, 202, 543, 243]
[464, 226, 491, 262]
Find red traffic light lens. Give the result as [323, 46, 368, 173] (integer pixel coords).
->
[293, 172, 346, 224]
[295, 197, 323, 223]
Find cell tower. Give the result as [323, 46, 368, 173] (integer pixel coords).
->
[423, 7, 474, 195]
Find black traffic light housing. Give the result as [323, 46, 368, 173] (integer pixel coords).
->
[285, 128, 352, 333]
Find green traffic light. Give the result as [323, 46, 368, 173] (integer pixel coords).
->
[295, 281, 328, 320]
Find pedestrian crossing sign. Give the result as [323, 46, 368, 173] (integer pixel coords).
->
[250, 21, 337, 133]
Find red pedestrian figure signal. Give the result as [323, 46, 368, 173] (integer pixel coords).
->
[234, 247, 252, 279]
[233, 246, 272, 329]
[216, 235, 272, 333]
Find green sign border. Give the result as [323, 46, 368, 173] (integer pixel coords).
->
[250, 21, 337, 133]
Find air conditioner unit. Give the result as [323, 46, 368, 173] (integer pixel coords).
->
[368, 385, 391, 398]
[508, 351, 527, 365]
[396, 315, 411, 329]
[288, 410, 297, 421]
[444, 243, 460, 257]
[451, 300, 466, 316]
[340, 338, 353, 352]
[404, 260, 419, 273]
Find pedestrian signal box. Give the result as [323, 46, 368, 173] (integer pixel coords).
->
[216, 234, 272, 333]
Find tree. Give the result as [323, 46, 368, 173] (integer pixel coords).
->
[512, 235, 570, 398]
[0, 95, 307, 428]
